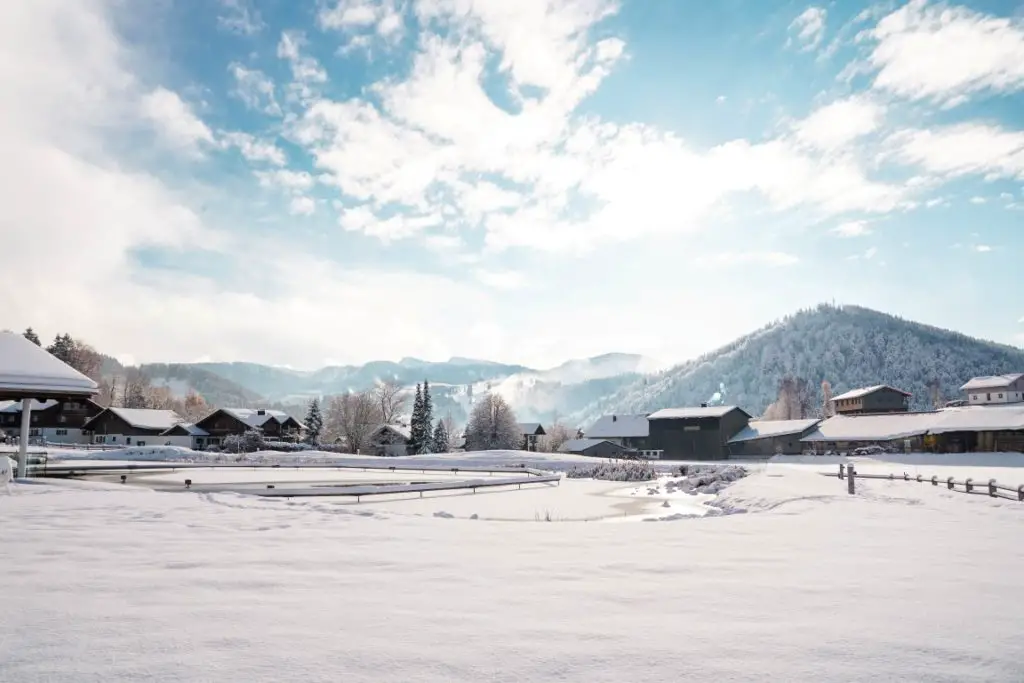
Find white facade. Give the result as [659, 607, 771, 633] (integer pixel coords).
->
[3, 427, 91, 445]
[961, 374, 1024, 405]
[92, 433, 158, 447]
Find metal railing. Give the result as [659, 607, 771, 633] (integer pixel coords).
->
[832, 464, 1024, 502]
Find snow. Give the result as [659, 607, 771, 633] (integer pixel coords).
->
[803, 406, 1024, 442]
[0, 331, 98, 397]
[559, 438, 615, 452]
[647, 405, 744, 419]
[0, 398, 59, 412]
[221, 407, 297, 428]
[961, 374, 1023, 391]
[831, 384, 910, 401]
[728, 418, 821, 443]
[583, 413, 649, 438]
[3, 457, 1024, 682]
[89, 408, 183, 431]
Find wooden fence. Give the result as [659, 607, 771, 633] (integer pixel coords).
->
[834, 464, 1024, 502]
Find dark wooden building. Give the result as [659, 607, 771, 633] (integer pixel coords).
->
[1, 398, 103, 443]
[727, 418, 821, 457]
[81, 407, 182, 446]
[831, 385, 911, 415]
[195, 408, 304, 446]
[559, 438, 631, 459]
[518, 423, 547, 452]
[583, 414, 650, 449]
[646, 406, 752, 460]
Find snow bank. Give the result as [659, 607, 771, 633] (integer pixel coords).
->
[48, 445, 201, 462]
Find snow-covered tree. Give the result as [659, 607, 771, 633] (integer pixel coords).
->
[324, 392, 380, 453]
[23, 328, 41, 346]
[372, 379, 406, 425]
[821, 380, 836, 418]
[464, 393, 520, 451]
[409, 383, 424, 453]
[304, 398, 324, 445]
[431, 418, 450, 454]
[419, 380, 433, 454]
[544, 423, 574, 452]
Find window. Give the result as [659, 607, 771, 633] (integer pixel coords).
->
[95, 435, 105, 444]
[972, 395, 978, 401]
[55, 429, 68, 436]
[998, 393, 1004, 399]
[126, 437, 132, 445]
[987, 393, 991, 401]
[137, 441, 146, 447]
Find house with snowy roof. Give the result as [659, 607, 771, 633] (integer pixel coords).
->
[960, 374, 1024, 406]
[517, 422, 546, 451]
[830, 385, 911, 415]
[728, 418, 821, 456]
[194, 408, 304, 447]
[82, 407, 184, 447]
[582, 413, 650, 449]
[0, 397, 103, 445]
[369, 423, 412, 457]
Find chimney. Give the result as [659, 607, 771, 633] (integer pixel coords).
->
[612, 415, 617, 422]
[257, 409, 266, 416]
[700, 403, 708, 408]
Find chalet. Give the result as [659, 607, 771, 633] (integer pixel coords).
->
[830, 385, 911, 415]
[518, 423, 546, 451]
[583, 414, 649, 449]
[82, 408, 182, 446]
[961, 374, 1024, 406]
[369, 424, 412, 457]
[160, 422, 210, 449]
[194, 408, 304, 447]
[646, 406, 751, 460]
[0, 397, 103, 444]
[728, 418, 821, 456]
[559, 438, 630, 459]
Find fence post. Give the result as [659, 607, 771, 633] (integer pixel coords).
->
[965, 478, 973, 493]
[947, 477, 954, 490]
[904, 473, 910, 481]
[1018, 485, 1024, 502]
[931, 475, 938, 486]
[838, 463, 845, 479]
[847, 466, 856, 495]
[988, 479, 997, 497]
[916, 474, 923, 482]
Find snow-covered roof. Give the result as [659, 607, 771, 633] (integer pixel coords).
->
[960, 374, 1024, 392]
[559, 438, 618, 453]
[928, 405, 1024, 434]
[161, 423, 209, 436]
[647, 406, 747, 420]
[373, 423, 411, 440]
[728, 419, 821, 444]
[84, 408, 182, 432]
[584, 414, 649, 439]
[801, 413, 933, 442]
[0, 332, 98, 399]
[222, 408, 301, 429]
[831, 385, 911, 402]
[518, 422, 545, 435]
[0, 399, 59, 413]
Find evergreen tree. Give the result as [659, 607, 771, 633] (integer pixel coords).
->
[304, 398, 324, 445]
[23, 328, 41, 346]
[47, 333, 74, 363]
[409, 383, 424, 452]
[421, 379, 433, 439]
[431, 418, 449, 454]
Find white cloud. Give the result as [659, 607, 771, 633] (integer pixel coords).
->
[277, 31, 327, 103]
[702, 251, 801, 267]
[319, 0, 405, 45]
[220, 131, 287, 166]
[229, 63, 281, 116]
[788, 7, 827, 51]
[864, 246, 878, 259]
[139, 87, 214, 156]
[969, 195, 987, 204]
[255, 169, 315, 192]
[887, 123, 1024, 180]
[474, 269, 526, 290]
[863, 0, 1024, 106]
[974, 244, 992, 252]
[288, 196, 316, 216]
[832, 220, 872, 237]
[792, 96, 885, 151]
[218, 0, 264, 35]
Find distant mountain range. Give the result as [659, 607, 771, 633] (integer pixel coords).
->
[568, 304, 1024, 427]
[116, 304, 1024, 429]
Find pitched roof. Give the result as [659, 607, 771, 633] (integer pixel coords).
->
[831, 385, 911, 402]
[0, 332, 98, 399]
[559, 438, 621, 453]
[372, 423, 411, 440]
[0, 399, 59, 413]
[161, 423, 209, 436]
[929, 405, 1024, 434]
[728, 419, 821, 444]
[84, 408, 182, 432]
[647, 406, 749, 420]
[960, 374, 1024, 392]
[802, 405, 1024, 443]
[517, 422, 545, 435]
[584, 414, 649, 439]
[221, 408, 302, 429]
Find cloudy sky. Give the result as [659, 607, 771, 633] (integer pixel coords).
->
[3, 0, 1023, 370]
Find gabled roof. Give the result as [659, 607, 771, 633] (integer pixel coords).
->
[161, 423, 209, 436]
[831, 385, 911, 402]
[207, 408, 304, 430]
[584, 414, 649, 439]
[728, 419, 821, 444]
[801, 413, 932, 443]
[929, 404, 1024, 434]
[517, 422, 545, 436]
[84, 407, 182, 432]
[0, 399, 59, 413]
[960, 374, 1024, 392]
[559, 438, 622, 453]
[372, 423, 411, 440]
[647, 406, 750, 420]
[0, 332, 98, 399]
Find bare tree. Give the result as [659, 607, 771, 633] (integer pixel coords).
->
[372, 380, 407, 425]
[821, 380, 836, 418]
[122, 368, 151, 409]
[325, 392, 382, 454]
[763, 376, 810, 420]
[926, 378, 944, 410]
[180, 390, 209, 423]
[464, 393, 520, 451]
[544, 422, 574, 452]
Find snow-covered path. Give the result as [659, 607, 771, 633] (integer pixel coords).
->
[2, 470, 1022, 682]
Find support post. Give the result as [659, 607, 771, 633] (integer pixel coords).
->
[965, 478, 973, 494]
[931, 476, 938, 486]
[947, 477, 954, 490]
[17, 398, 32, 479]
[988, 479, 997, 497]
[838, 463, 845, 479]
[847, 465, 856, 495]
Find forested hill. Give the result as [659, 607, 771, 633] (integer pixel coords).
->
[572, 304, 1024, 424]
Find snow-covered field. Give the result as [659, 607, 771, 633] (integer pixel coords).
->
[2, 451, 1023, 681]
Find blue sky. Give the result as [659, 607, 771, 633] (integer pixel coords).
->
[3, 0, 1024, 369]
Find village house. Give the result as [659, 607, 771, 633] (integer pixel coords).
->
[159, 422, 210, 449]
[518, 423, 546, 451]
[0, 397, 103, 445]
[194, 408, 304, 447]
[82, 407, 183, 447]
[559, 438, 630, 459]
[830, 385, 911, 415]
[728, 418, 821, 456]
[583, 414, 650, 449]
[369, 424, 412, 456]
[645, 406, 751, 460]
[961, 374, 1024, 405]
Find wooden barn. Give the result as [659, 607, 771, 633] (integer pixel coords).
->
[646, 406, 751, 460]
